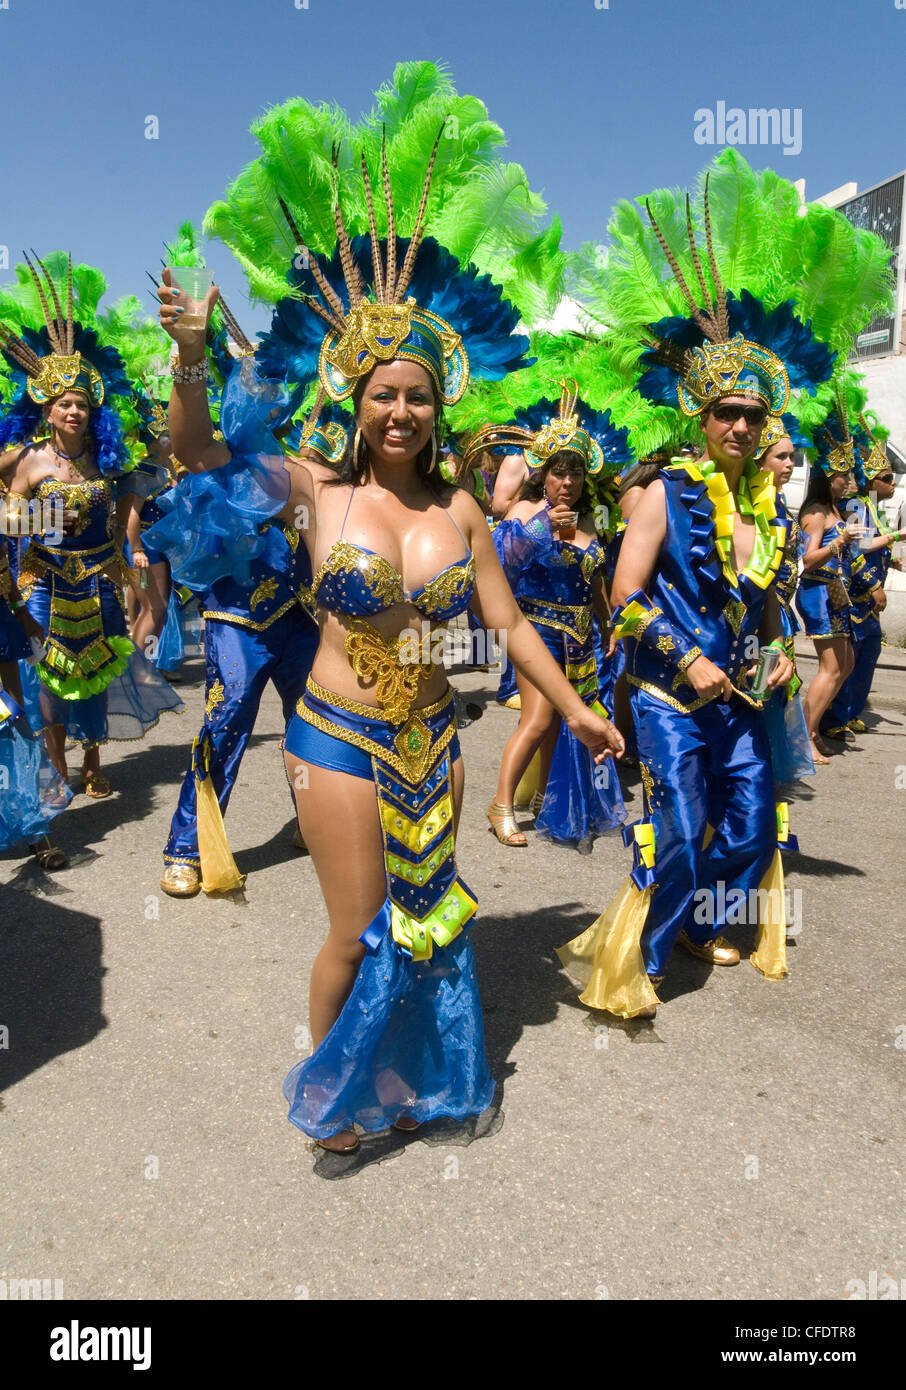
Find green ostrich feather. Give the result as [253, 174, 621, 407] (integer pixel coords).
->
[203, 60, 563, 324]
[447, 330, 684, 460]
[163, 220, 208, 269]
[569, 151, 894, 440]
[796, 368, 880, 448]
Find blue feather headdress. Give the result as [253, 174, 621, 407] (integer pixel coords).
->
[637, 186, 835, 418]
[0, 255, 131, 475]
[638, 290, 836, 417]
[255, 129, 531, 416]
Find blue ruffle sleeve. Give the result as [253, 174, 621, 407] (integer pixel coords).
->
[142, 360, 293, 592]
[493, 513, 559, 593]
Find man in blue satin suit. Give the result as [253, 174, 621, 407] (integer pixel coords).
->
[558, 186, 840, 1018]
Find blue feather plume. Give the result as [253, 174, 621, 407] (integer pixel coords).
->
[637, 291, 835, 408]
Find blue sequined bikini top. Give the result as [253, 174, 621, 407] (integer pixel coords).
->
[305, 486, 476, 622]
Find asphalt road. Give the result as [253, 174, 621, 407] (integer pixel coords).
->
[1, 641, 904, 1301]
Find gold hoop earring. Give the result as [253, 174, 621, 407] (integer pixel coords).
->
[353, 428, 365, 473]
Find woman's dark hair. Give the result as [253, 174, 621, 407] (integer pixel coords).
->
[518, 448, 593, 514]
[799, 465, 835, 520]
[325, 371, 452, 500]
[617, 461, 661, 500]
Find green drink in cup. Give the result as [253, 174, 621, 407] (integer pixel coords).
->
[167, 266, 213, 331]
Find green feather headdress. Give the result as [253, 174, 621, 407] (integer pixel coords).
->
[203, 60, 564, 327]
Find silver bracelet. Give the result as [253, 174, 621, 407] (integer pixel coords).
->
[170, 359, 208, 385]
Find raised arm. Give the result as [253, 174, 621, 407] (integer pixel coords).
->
[610, 478, 667, 605]
[157, 269, 230, 475]
[491, 453, 528, 520]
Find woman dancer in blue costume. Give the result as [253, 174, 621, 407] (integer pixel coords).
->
[795, 402, 866, 766]
[160, 140, 624, 1153]
[820, 411, 906, 741]
[755, 415, 814, 783]
[471, 386, 629, 852]
[0, 255, 183, 797]
[0, 542, 71, 865]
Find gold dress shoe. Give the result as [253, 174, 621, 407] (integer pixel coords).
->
[847, 718, 867, 734]
[677, 931, 740, 966]
[160, 863, 201, 897]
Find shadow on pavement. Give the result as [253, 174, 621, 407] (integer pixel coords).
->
[0, 886, 106, 1093]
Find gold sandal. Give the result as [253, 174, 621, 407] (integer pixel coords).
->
[487, 801, 527, 846]
[316, 1130, 360, 1153]
[80, 769, 111, 798]
[29, 837, 68, 871]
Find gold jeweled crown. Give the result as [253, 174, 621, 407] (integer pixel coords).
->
[0, 253, 104, 407]
[279, 132, 468, 407]
[857, 413, 890, 481]
[644, 181, 791, 419]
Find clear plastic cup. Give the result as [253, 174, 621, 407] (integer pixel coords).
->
[558, 511, 579, 542]
[166, 266, 213, 330]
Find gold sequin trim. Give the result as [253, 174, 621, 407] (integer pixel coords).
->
[293, 695, 457, 784]
[303, 675, 453, 722]
[344, 617, 436, 723]
[309, 541, 403, 608]
[627, 675, 764, 713]
[520, 597, 592, 640]
[205, 679, 225, 718]
[201, 597, 299, 630]
[249, 576, 279, 612]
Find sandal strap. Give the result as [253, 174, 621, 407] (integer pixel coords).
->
[487, 802, 527, 845]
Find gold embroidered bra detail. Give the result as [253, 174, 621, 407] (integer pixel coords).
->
[302, 539, 476, 622]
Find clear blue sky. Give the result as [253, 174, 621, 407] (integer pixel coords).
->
[1, 0, 902, 334]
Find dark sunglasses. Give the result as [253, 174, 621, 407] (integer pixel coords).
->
[711, 403, 768, 427]
[876, 474, 894, 484]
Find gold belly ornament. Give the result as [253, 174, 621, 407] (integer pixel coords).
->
[343, 617, 438, 726]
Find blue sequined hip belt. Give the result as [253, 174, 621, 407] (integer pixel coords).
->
[285, 676, 460, 780]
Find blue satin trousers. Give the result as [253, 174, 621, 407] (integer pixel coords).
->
[824, 616, 882, 728]
[632, 690, 776, 978]
[164, 609, 318, 864]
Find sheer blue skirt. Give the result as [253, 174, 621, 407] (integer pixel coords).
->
[284, 928, 494, 1140]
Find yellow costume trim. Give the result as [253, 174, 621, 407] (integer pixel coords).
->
[390, 879, 478, 964]
[193, 735, 244, 894]
[557, 879, 659, 1018]
[385, 832, 454, 889]
[51, 593, 102, 618]
[379, 788, 454, 855]
[611, 597, 663, 641]
[749, 848, 789, 980]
